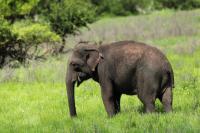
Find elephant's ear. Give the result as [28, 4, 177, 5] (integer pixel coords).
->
[85, 49, 103, 71]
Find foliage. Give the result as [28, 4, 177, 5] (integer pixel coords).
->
[157, 0, 200, 9]
[0, 17, 16, 48]
[0, 0, 95, 67]
[11, 20, 62, 60]
[91, 0, 128, 16]
[121, 0, 157, 14]
[47, 0, 96, 37]
[0, 0, 39, 21]
[0, 17, 20, 67]
[91, 0, 200, 15]
[0, 17, 61, 67]
[12, 20, 61, 44]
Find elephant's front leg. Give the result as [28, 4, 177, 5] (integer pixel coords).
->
[100, 81, 116, 117]
[114, 92, 121, 113]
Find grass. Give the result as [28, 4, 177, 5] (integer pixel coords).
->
[1, 9, 200, 132]
[66, 9, 200, 47]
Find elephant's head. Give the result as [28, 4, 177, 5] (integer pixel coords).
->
[66, 44, 103, 117]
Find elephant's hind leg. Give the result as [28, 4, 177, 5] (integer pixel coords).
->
[159, 87, 172, 112]
[138, 93, 156, 113]
[137, 71, 158, 113]
[137, 83, 157, 113]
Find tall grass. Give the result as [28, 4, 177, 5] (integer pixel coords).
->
[66, 9, 200, 46]
[0, 9, 200, 132]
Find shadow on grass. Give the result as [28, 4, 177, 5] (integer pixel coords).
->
[123, 102, 169, 115]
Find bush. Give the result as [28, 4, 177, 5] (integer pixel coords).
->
[91, 0, 158, 16]
[0, 17, 19, 67]
[0, 18, 61, 67]
[91, 0, 200, 16]
[0, 0, 39, 22]
[47, 0, 96, 36]
[99, 0, 127, 15]
[46, 0, 96, 52]
[91, 0, 128, 16]
[12, 20, 61, 44]
[0, 0, 96, 67]
[121, 0, 156, 14]
[157, 0, 200, 9]
[12, 20, 61, 58]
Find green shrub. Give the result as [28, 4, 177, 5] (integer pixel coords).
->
[32, 0, 96, 53]
[0, 18, 61, 67]
[11, 20, 61, 59]
[121, 0, 156, 14]
[91, 0, 128, 16]
[91, 0, 157, 15]
[0, 0, 39, 22]
[91, 0, 200, 16]
[0, 0, 95, 67]
[12, 20, 61, 45]
[0, 17, 19, 67]
[47, 0, 96, 36]
[157, 0, 200, 9]
[0, 17, 17, 48]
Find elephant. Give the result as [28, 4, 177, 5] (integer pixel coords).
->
[66, 40, 174, 117]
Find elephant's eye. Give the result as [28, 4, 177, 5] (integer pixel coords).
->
[71, 63, 79, 68]
[71, 62, 81, 71]
[74, 67, 81, 72]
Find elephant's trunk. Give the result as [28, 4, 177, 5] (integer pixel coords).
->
[66, 67, 77, 117]
[66, 79, 77, 117]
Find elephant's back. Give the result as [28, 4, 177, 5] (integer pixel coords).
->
[99, 40, 173, 82]
[101, 40, 171, 70]
[99, 40, 161, 74]
[99, 40, 147, 60]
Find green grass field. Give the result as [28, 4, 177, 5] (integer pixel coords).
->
[0, 10, 200, 132]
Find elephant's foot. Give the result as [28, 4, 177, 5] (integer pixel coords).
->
[144, 103, 155, 113]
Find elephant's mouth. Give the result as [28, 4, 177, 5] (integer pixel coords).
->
[77, 72, 89, 86]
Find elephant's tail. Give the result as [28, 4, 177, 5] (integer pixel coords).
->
[169, 67, 175, 89]
[161, 70, 174, 94]
[165, 61, 175, 89]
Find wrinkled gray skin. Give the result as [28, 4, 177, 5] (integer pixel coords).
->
[66, 41, 174, 117]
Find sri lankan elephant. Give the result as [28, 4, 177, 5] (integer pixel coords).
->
[66, 40, 174, 117]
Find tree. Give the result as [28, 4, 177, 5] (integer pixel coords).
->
[0, 0, 96, 67]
